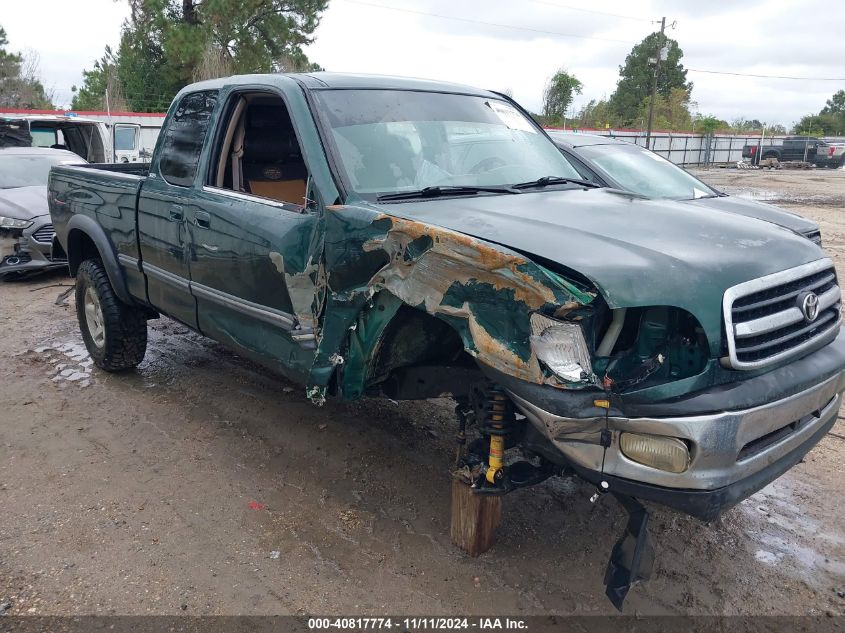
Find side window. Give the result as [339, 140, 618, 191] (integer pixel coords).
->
[159, 90, 218, 187]
[210, 93, 310, 208]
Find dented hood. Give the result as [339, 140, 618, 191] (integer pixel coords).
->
[374, 187, 825, 349]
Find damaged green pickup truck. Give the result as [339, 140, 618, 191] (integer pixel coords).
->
[49, 73, 845, 608]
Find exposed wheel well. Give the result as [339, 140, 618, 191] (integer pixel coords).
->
[67, 229, 101, 276]
[368, 305, 482, 400]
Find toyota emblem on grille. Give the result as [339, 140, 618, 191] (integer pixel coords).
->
[801, 292, 820, 322]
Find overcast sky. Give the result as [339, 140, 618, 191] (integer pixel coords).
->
[3, 0, 844, 127]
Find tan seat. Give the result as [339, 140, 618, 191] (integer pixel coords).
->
[248, 179, 306, 203]
[241, 104, 308, 205]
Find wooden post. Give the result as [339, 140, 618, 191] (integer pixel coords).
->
[450, 475, 502, 557]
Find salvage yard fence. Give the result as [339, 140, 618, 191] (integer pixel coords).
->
[0, 108, 825, 169]
[549, 128, 788, 167]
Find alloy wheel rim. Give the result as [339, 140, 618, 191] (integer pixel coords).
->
[84, 286, 105, 348]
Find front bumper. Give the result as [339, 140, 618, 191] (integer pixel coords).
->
[0, 217, 66, 277]
[569, 410, 837, 521]
[488, 329, 845, 521]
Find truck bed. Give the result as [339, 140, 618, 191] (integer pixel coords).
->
[48, 162, 151, 301]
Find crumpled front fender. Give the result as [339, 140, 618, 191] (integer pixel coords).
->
[306, 204, 596, 401]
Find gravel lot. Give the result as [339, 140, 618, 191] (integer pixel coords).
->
[1, 168, 844, 617]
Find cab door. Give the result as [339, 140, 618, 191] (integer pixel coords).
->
[138, 90, 219, 328]
[186, 91, 322, 382]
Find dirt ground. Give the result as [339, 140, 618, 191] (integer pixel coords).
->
[1, 168, 844, 617]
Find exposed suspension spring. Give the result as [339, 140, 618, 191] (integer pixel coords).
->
[480, 385, 516, 484]
[479, 385, 516, 436]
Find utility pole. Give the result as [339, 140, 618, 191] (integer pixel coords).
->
[645, 16, 666, 150]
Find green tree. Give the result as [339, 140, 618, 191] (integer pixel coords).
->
[576, 98, 615, 129]
[636, 87, 694, 131]
[729, 117, 765, 133]
[542, 69, 582, 124]
[821, 90, 845, 115]
[71, 46, 128, 111]
[695, 115, 723, 135]
[790, 89, 845, 135]
[74, 0, 328, 113]
[0, 25, 53, 109]
[793, 113, 841, 136]
[116, 4, 174, 112]
[609, 32, 691, 126]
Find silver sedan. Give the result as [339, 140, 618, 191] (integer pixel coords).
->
[0, 147, 86, 278]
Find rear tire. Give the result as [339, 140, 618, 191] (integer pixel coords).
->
[76, 258, 147, 371]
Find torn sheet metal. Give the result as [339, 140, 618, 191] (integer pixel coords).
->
[306, 204, 596, 397]
[268, 250, 323, 331]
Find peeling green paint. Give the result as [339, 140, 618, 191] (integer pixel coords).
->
[305, 203, 598, 397]
[440, 281, 534, 363]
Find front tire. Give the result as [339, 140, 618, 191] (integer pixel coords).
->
[76, 258, 147, 371]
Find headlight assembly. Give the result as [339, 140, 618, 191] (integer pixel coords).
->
[529, 313, 593, 383]
[0, 216, 33, 230]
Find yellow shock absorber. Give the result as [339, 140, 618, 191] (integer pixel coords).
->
[485, 391, 509, 484]
[486, 434, 505, 484]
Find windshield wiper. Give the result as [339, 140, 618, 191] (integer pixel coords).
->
[376, 185, 517, 202]
[512, 176, 600, 190]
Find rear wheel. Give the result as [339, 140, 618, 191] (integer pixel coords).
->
[76, 258, 147, 371]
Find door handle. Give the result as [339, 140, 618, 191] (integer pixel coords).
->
[194, 210, 211, 228]
[169, 204, 184, 221]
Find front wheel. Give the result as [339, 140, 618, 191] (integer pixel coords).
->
[76, 258, 148, 371]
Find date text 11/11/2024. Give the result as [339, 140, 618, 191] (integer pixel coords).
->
[308, 617, 528, 630]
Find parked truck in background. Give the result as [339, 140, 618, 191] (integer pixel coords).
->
[742, 135, 829, 165]
[816, 139, 845, 168]
[48, 73, 845, 609]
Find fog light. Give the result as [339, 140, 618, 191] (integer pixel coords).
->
[619, 433, 690, 473]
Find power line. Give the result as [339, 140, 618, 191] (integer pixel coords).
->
[688, 68, 845, 81]
[526, 0, 651, 23]
[338, 0, 638, 44]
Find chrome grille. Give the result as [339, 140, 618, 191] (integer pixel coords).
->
[723, 259, 841, 369]
[32, 223, 55, 244]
